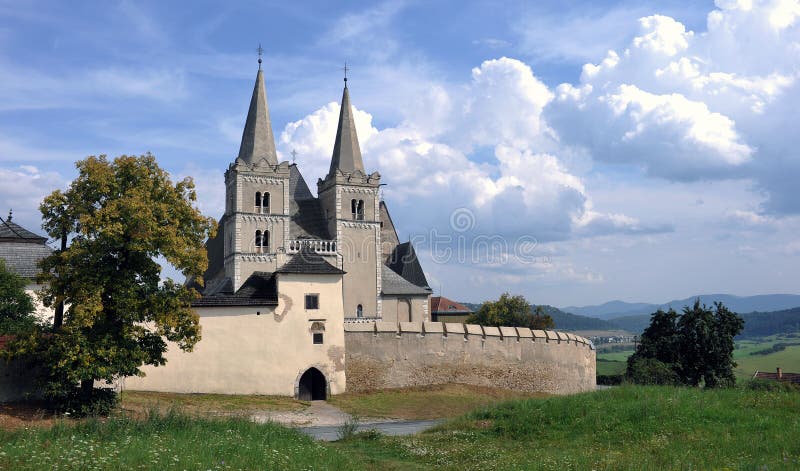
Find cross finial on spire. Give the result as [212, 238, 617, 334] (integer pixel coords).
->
[257, 43, 264, 69]
[342, 61, 349, 87]
[6, 208, 11, 222]
[291, 149, 298, 164]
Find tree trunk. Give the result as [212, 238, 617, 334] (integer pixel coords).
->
[52, 230, 67, 330]
[80, 379, 94, 400]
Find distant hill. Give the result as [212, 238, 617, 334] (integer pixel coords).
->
[563, 294, 800, 320]
[606, 307, 800, 337]
[459, 302, 618, 331]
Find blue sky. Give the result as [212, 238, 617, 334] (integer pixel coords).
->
[1, 0, 799, 307]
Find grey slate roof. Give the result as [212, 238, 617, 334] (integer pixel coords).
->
[289, 165, 331, 240]
[237, 69, 278, 166]
[381, 265, 431, 296]
[0, 217, 51, 279]
[276, 248, 344, 275]
[0, 217, 46, 243]
[386, 242, 430, 290]
[327, 86, 365, 177]
[192, 271, 278, 307]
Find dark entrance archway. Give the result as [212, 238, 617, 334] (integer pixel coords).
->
[298, 367, 327, 400]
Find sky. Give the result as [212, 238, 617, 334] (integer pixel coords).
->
[0, 0, 798, 307]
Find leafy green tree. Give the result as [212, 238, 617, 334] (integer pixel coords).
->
[626, 300, 743, 388]
[30, 154, 216, 403]
[0, 259, 37, 335]
[467, 293, 555, 330]
[678, 301, 743, 388]
[626, 309, 681, 375]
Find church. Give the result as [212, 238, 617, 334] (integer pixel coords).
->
[124, 63, 433, 399]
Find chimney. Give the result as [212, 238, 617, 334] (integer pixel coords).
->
[777, 367, 783, 379]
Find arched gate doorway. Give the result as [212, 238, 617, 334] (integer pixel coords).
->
[298, 367, 327, 400]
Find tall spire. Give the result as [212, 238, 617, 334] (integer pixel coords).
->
[237, 63, 278, 165]
[327, 83, 365, 177]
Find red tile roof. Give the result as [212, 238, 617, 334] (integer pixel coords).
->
[753, 370, 800, 384]
[430, 296, 472, 314]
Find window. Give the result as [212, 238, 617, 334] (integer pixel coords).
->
[255, 191, 262, 212]
[356, 304, 363, 318]
[351, 199, 365, 220]
[263, 191, 270, 214]
[313, 333, 324, 344]
[305, 294, 319, 310]
[255, 230, 269, 253]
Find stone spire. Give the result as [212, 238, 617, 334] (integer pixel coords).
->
[327, 84, 365, 177]
[237, 68, 278, 165]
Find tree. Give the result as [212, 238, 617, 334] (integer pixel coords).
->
[625, 300, 744, 388]
[0, 259, 37, 335]
[677, 301, 743, 388]
[467, 293, 555, 330]
[33, 154, 216, 403]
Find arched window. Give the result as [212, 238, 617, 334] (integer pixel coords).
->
[352, 199, 364, 221]
[262, 229, 270, 253]
[356, 304, 363, 318]
[263, 192, 270, 214]
[351, 199, 357, 220]
[255, 191, 262, 212]
[255, 230, 262, 253]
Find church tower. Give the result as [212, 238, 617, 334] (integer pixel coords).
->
[318, 82, 382, 319]
[223, 64, 291, 290]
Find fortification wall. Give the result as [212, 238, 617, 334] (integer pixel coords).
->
[344, 322, 596, 395]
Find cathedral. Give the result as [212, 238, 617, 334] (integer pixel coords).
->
[124, 63, 432, 398]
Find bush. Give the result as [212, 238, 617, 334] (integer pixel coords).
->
[597, 374, 624, 386]
[46, 387, 120, 417]
[626, 357, 680, 386]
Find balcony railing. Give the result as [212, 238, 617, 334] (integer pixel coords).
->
[287, 239, 337, 255]
[344, 316, 382, 323]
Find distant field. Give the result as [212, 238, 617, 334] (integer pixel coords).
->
[594, 334, 800, 380]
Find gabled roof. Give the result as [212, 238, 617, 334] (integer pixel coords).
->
[0, 216, 51, 279]
[192, 271, 278, 307]
[276, 248, 345, 275]
[381, 265, 431, 296]
[237, 69, 278, 166]
[431, 296, 472, 314]
[379, 201, 400, 262]
[0, 216, 47, 243]
[289, 165, 331, 240]
[327, 85, 365, 178]
[386, 242, 430, 290]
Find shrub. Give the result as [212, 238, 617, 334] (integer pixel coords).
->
[626, 357, 680, 386]
[46, 387, 120, 417]
[745, 379, 799, 392]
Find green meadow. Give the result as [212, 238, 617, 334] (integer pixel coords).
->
[2, 385, 799, 470]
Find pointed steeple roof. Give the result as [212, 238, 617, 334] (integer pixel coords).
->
[327, 85, 365, 177]
[237, 69, 278, 165]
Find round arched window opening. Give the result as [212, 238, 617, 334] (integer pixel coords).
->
[356, 304, 363, 318]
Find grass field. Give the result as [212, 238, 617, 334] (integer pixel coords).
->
[334, 385, 800, 470]
[330, 384, 543, 420]
[2, 385, 799, 469]
[120, 390, 306, 417]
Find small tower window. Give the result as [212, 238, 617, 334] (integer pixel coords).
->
[352, 199, 365, 221]
[356, 304, 363, 318]
[313, 333, 324, 344]
[255, 230, 269, 253]
[263, 191, 270, 214]
[255, 192, 262, 212]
